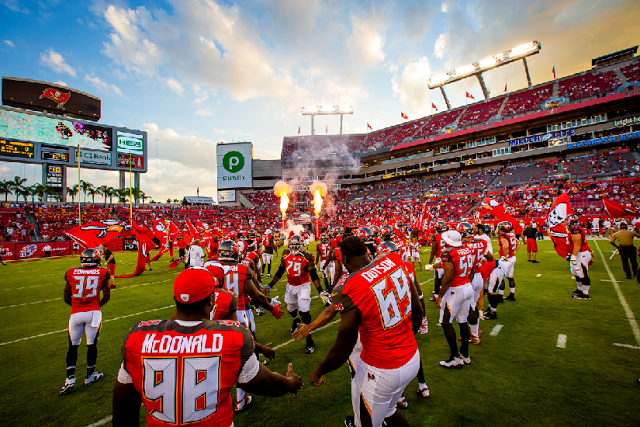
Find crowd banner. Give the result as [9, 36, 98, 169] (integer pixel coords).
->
[15, 241, 70, 259]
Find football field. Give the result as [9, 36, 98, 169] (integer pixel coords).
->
[1, 239, 639, 427]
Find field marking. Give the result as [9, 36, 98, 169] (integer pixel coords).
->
[86, 415, 112, 427]
[594, 241, 640, 347]
[600, 279, 612, 282]
[0, 305, 174, 346]
[489, 324, 503, 336]
[557, 334, 567, 348]
[419, 278, 435, 285]
[536, 274, 542, 277]
[613, 343, 640, 350]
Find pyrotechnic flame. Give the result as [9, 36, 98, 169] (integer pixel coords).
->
[309, 181, 327, 216]
[313, 190, 323, 215]
[274, 180, 290, 219]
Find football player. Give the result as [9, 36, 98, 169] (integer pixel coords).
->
[497, 221, 519, 301]
[409, 230, 423, 271]
[112, 268, 303, 427]
[310, 237, 422, 427]
[261, 229, 275, 278]
[473, 223, 493, 314]
[428, 221, 448, 301]
[316, 233, 334, 291]
[266, 235, 328, 354]
[60, 248, 111, 395]
[566, 215, 592, 299]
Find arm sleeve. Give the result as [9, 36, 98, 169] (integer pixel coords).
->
[236, 326, 257, 382]
[237, 354, 260, 384]
[332, 280, 357, 313]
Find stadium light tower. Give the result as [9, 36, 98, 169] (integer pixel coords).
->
[301, 105, 353, 135]
[428, 41, 542, 109]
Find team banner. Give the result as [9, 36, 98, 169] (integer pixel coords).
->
[216, 142, 253, 189]
[16, 241, 71, 259]
[0, 242, 16, 261]
[153, 219, 169, 242]
[545, 192, 573, 258]
[66, 220, 135, 248]
[603, 198, 640, 217]
[481, 198, 523, 234]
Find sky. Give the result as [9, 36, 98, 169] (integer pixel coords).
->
[0, 0, 638, 202]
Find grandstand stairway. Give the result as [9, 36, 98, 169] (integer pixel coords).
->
[26, 212, 41, 241]
[237, 193, 255, 209]
[632, 151, 640, 161]
[496, 95, 510, 117]
[614, 68, 628, 86]
[552, 81, 559, 98]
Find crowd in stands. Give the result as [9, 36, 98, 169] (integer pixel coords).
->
[501, 84, 553, 117]
[457, 97, 505, 129]
[557, 70, 621, 101]
[1, 210, 34, 242]
[562, 150, 639, 180]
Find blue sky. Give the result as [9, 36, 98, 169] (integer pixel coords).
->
[0, 0, 638, 201]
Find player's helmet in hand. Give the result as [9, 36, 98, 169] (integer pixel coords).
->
[358, 227, 375, 244]
[498, 221, 513, 234]
[217, 240, 238, 261]
[381, 224, 394, 238]
[435, 221, 448, 233]
[321, 233, 329, 243]
[376, 241, 399, 257]
[288, 235, 303, 254]
[456, 222, 473, 237]
[565, 214, 580, 228]
[80, 248, 102, 267]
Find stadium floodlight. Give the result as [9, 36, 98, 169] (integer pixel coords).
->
[431, 74, 449, 85]
[455, 64, 476, 77]
[510, 42, 538, 58]
[301, 104, 354, 135]
[479, 56, 497, 68]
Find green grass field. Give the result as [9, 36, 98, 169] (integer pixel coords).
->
[1, 239, 639, 427]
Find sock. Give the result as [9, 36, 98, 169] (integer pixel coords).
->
[509, 287, 515, 295]
[301, 313, 313, 345]
[434, 277, 441, 295]
[418, 382, 427, 388]
[237, 387, 245, 402]
[267, 264, 271, 274]
[87, 344, 97, 374]
[66, 344, 79, 377]
[261, 263, 265, 274]
[441, 323, 458, 358]
[582, 285, 590, 295]
[498, 289, 504, 296]
[416, 361, 425, 384]
[459, 323, 470, 357]
[470, 323, 479, 337]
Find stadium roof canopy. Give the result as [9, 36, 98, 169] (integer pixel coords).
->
[183, 196, 215, 205]
[592, 46, 638, 67]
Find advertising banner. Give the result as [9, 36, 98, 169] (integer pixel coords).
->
[117, 131, 144, 155]
[0, 243, 16, 261]
[217, 190, 236, 202]
[216, 142, 253, 189]
[124, 240, 139, 251]
[15, 241, 70, 259]
[117, 153, 144, 169]
[75, 148, 112, 165]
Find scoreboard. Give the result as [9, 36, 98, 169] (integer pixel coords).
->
[0, 106, 147, 172]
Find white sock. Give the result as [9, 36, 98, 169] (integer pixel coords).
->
[582, 285, 590, 295]
[237, 387, 245, 402]
[499, 289, 504, 296]
[509, 287, 515, 295]
[470, 323, 479, 337]
[418, 382, 426, 388]
[577, 283, 584, 292]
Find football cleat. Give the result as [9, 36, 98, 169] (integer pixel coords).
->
[470, 336, 482, 345]
[396, 395, 408, 409]
[570, 289, 582, 296]
[416, 384, 431, 399]
[505, 294, 516, 301]
[482, 311, 498, 320]
[84, 372, 104, 386]
[439, 356, 462, 368]
[573, 293, 591, 300]
[459, 354, 471, 365]
[267, 274, 271, 278]
[235, 395, 252, 412]
[305, 345, 315, 354]
[291, 317, 301, 334]
[344, 415, 356, 427]
[429, 294, 437, 301]
[60, 376, 76, 395]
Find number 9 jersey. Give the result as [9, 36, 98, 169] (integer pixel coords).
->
[65, 267, 110, 314]
[331, 252, 417, 370]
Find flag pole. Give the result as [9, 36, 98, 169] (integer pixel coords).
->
[78, 144, 81, 226]
[129, 152, 133, 225]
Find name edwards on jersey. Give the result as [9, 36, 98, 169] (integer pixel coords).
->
[69, 268, 104, 275]
[360, 257, 399, 283]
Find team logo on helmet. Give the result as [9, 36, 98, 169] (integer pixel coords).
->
[217, 240, 238, 261]
[80, 248, 102, 267]
[376, 241, 399, 257]
[456, 222, 473, 237]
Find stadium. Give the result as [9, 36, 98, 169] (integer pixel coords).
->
[1, 3, 640, 427]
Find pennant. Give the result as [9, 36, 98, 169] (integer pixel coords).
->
[552, 65, 556, 78]
[431, 103, 438, 112]
[545, 192, 573, 259]
[298, 126, 301, 135]
[504, 80, 508, 93]
[66, 220, 135, 248]
[186, 220, 199, 239]
[168, 221, 180, 239]
[603, 198, 640, 217]
[401, 112, 408, 120]
[326, 124, 328, 134]
[367, 122, 373, 130]
[480, 198, 523, 234]
[465, 91, 475, 100]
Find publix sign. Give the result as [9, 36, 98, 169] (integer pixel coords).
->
[117, 131, 144, 155]
[216, 142, 253, 189]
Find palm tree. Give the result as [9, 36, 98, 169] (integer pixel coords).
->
[27, 185, 38, 203]
[16, 187, 30, 202]
[173, 199, 180, 204]
[34, 184, 53, 202]
[80, 180, 93, 203]
[87, 187, 98, 204]
[7, 176, 27, 202]
[166, 198, 172, 204]
[97, 185, 108, 203]
[130, 187, 142, 205]
[0, 180, 10, 202]
[67, 185, 79, 203]
[116, 188, 129, 203]
[140, 191, 148, 204]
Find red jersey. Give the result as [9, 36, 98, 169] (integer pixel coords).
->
[222, 264, 253, 310]
[332, 252, 417, 369]
[245, 251, 258, 264]
[441, 245, 476, 287]
[478, 260, 496, 283]
[330, 238, 338, 249]
[404, 262, 416, 283]
[212, 288, 238, 320]
[465, 239, 489, 269]
[431, 234, 446, 258]
[317, 243, 331, 261]
[261, 234, 273, 248]
[65, 267, 110, 314]
[177, 240, 186, 250]
[121, 320, 254, 427]
[568, 225, 590, 253]
[499, 232, 518, 258]
[208, 241, 219, 257]
[333, 248, 347, 278]
[281, 250, 314, 286]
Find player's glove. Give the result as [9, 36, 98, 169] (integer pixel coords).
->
[565, 254, 572, 262]
[570, 254, 577, 265]
[500, 256, 507, 262]
[319, 290, 332, 307]
[418, 317, 429, 334]
[270, 304, 284, 319]
[269, 296, 281, 307]
[423, 264, 434, 271]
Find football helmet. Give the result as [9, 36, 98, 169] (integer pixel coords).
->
[370, 225, 380, 237]
[217, 240, 239, 261]
[381, 224, 394, 238]
[358, 227, 375, 244]
[265, 228, 272, 235]
[498, 221, 513, 234]
[411, 229, 420, 238]
[80, 248, 102, 267]
[565, 214, 580, 228]
[288, 235, 303, 254]
[248, 229, 256, 238]
[321, 233, 329, 243]
[456, 222, 473, 238]
[237, 231, 244, 239]
[376, 241, 399, 257]
[435, 221, 448, 233]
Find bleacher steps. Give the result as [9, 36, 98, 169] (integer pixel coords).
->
[27, 212, 41, 241]
[614, 68, 627, 86]
[496, 95, 510, 117]
[552, 81, 559, 98]
[237, 193, 255, 209]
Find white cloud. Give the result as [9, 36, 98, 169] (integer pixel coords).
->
[84, 74, 124, 96]
[392, 56, 432, 117]
[441, 2, 448, 13]
[434, 33, 447, 59]
[3, 40, 14, 48]
[1, 0, 28, 13]
[53, 80, 67, 87]
[347, 13, 385, 67]
[39, 49, 76, 77]
[387, 62, 398, 73]
[143, 123, 218, 172]
[195, 109, 212, 117]
[166, 78, 184, 96]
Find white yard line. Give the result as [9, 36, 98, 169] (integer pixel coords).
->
[85, 416, 112, 427]
[594, 241, 640, 347]
[0, 305, 174, 346]
[490, 324, 503, 336]
[536, 274, 542, 277]
[557, 334, 567, 348]
[0, 298, 62, 310]
[613, 343, 640, 350]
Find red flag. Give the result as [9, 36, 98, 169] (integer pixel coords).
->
[153, 219, 168, 242]
[465, 91, 475, 100]
[367, 122, 373, 130]
[197, 187, 200, 196]
[504, 80, 508, 93]
[186, 220, 199, 239]
[326, 124, 328, 134]
[401, 112, 408, 120]
[168, 221, 180, 239]
[545, 193, 573, 258]
[417, 201, 432, 233]
[431, 103, 438, 112]
[480, 198, 522, 234]
[552, 66, 556, 78]
[66, 220, 135, 248]
[603, 198, 640, 217]
[298, 126, 301, 135]
[115, 223, 156, 278]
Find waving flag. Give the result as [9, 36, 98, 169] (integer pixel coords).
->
[153, 219, 168, 242]
[552, 65, 556, 78]
[298, 126, 301, 135]
[186, 220, 199, 239]
[168, 221, 180, 239]
[431, 103, 438, 112]
[480, 198, 523, 234]
[465, 91, 475, 100]
[401, 112, 408, 120]
[545, 192, 573, 258]
[603, 198, 640, 217]
[504, 80, 508, 93]
[367, 122, 373, 130]
[66, 220, 134, 248]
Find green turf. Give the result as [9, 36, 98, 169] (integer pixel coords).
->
[0, 240, 639, 427]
